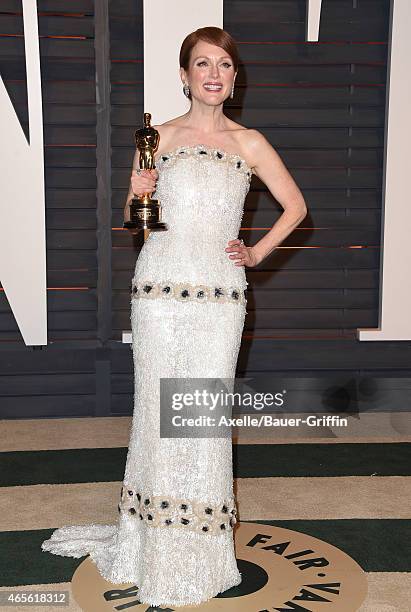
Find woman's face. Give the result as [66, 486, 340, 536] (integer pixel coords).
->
[180, 40, 236, 105]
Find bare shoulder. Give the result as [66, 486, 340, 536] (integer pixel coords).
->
[238, 128, 271, 154]
[152, 117, 186, 152]
[153, 114, 187, 134]
[235, 128, 274, 169]
[152, 121, 176, 144]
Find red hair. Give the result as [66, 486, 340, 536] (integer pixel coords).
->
[179, 26, 239, 73]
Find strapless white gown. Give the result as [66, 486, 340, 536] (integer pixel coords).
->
[41, 143, 253, 607]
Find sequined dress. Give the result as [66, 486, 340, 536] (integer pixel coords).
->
[41, 143, 252, 607]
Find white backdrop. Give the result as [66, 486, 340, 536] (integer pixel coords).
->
[0, 0, 46, 345]
[143, 0, 223, 125]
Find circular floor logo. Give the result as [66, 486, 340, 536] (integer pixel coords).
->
[72, 522, 368, 611]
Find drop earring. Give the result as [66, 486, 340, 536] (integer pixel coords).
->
[183, 83, 190, 98]
[230, 82, 235, 99]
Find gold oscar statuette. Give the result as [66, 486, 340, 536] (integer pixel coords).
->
[123, 112, 168, 231]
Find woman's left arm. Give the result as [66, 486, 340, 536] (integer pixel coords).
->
[227, 130, 308, 268]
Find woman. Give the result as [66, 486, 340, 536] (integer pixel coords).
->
[41, 27, 307, 607]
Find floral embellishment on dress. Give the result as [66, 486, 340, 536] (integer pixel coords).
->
[131, 281, 247, 306]
[229, 287, 240, 301]
[174, 282, 191, 301]
[210, 148, 227, 163]
[136, 282, 159, 299]
[160, 282, 173, 298]
[154, 144, 253, 182]
[209, 286, 228, 303]
[193, 284, 210, 300]
[119, 486, 238, 536]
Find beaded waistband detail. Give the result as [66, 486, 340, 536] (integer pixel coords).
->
[119, 486, 237, 536]
[131, 280, 247, 305]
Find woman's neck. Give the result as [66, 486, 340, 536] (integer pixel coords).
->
[180, 101, 228, 135]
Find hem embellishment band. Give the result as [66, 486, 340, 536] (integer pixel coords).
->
[119, 487, 238, 536]
[131, 280, 247, 305]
